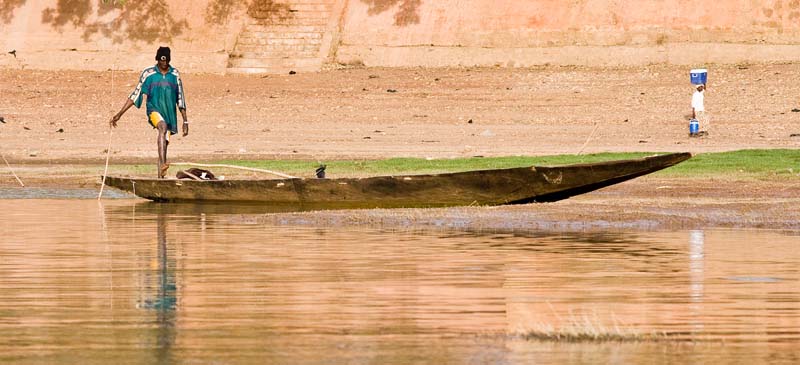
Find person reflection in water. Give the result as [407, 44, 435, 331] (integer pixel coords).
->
[137, 211, 177, 363]
[143, 212, 177, 311]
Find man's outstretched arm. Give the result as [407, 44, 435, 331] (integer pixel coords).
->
[110, 99, 135, 128]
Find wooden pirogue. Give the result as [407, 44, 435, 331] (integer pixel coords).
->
[104, 153, 691, 209]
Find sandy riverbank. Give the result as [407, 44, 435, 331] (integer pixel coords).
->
[1, 64, 798, 230]
[1, 63, 799, 163]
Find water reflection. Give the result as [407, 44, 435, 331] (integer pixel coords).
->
[140, 210, 177, 364]
[0, 187, 133, 199]
[137, 211, 177, 312]
[689, 230, 704, 334]
[108, 203, 178, 363]
[124, 200, 311, 215]
[0, 200, 798, 364]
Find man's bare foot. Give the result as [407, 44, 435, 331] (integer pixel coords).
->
[158, 163, 170, 179]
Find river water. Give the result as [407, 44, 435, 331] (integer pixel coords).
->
[1, 199, 798, 364]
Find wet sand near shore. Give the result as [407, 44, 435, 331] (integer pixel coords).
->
[1, 64, 798, 230]
[244, 177, 800, 231]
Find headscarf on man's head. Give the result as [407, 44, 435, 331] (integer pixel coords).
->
[156, 46, 171, 62]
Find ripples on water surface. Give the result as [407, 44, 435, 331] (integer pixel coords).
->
[0, 200, 798, 364]
[0, 187, 133, 199]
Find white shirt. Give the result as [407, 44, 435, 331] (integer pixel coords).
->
[692, 90, 705, 112]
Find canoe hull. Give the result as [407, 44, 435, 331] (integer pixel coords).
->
[105, 153, 691, 208]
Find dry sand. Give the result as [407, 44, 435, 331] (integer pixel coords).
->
[1, 64, 798, 230]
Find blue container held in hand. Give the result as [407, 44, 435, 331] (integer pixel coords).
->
[690, 69, 707, 85]
[689, 119, 699, 135]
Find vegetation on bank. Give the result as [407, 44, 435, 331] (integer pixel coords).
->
[661, 149, 800, 178]
[2, 149, 796, 187]
[104, 149, 799, 180]
[202, 149, 800, 179]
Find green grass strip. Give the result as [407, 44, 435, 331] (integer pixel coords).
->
[122, 149, 799, 179]
[216, 152, 654, 176]
[661, 149, 800, 178]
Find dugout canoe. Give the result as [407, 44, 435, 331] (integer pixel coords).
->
[104, 153, 691, 209]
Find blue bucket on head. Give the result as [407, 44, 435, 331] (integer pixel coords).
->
[689, 119, 699, 135]
[690, 69, 707, 85]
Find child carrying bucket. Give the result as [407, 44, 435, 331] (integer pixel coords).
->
[690, 69, 709, 137]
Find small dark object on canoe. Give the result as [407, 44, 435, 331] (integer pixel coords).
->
[316, 165, 326, 179]
[177, 168, 217, 180]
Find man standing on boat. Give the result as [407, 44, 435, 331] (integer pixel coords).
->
[109, 46, 189, 178]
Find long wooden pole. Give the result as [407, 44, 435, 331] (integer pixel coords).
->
[1, 153, 24, 187]
[577, 122, 599, 156]
[98, 61, 116, 200]
[171, 162, 297, 179]
[98, 128, 113, 199]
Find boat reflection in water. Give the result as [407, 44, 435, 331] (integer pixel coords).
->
[0, 199, 797, 364]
